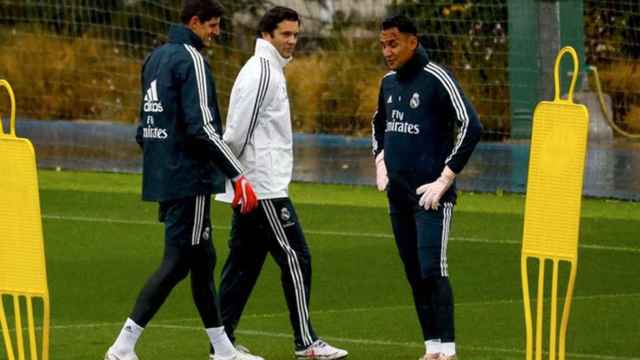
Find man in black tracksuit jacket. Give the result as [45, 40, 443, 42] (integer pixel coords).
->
[373, 15, 482, 360]
[105, 2, 260, 360]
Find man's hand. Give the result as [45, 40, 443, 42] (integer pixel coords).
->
[375, 151, 389, 191]
[417, 166, 456, 210]
[231, 175, 258, 214]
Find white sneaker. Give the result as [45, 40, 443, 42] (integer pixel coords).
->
[234, 345, 252, 354]
[437, 355, 457, 360]
[419, 353, 441, 360]
[104, 347, 139, 360]
[209, 346, 264, 360]
[295, 340, 348, 359]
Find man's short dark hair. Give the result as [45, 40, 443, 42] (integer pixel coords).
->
[381, 14, 418, 36]
[180, 0, 224, 24]
[257, 6, 300, 37]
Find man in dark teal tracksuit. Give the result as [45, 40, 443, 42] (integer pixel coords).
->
[373, 15, 482, 360]
[105, 1, 260, 360]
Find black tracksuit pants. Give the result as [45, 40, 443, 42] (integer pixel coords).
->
[219, 198, 318, 350]
[129, 194, 223, 329]
[387, 181, 456, 343]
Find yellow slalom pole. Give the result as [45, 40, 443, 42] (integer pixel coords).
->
[0, 79, 16, 137]
[13, 295, 25, 360]
[535, 259, 545, 360]
[0, 294, 16, 360]
[1, 79, 51, 360]
[521, 256, 533, 360]
[27, 296, 38, 360]
[549, 260, 559, 360]
[42, 295, 50, 360]
[521, 45, 587, 360]
[553, 48, 578, 105]
[559, 260, 578, 360]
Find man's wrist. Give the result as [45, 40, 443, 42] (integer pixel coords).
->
[436, 177, 450, 186]
[375, 150, 385, 165]
[440, 166, 456, 183]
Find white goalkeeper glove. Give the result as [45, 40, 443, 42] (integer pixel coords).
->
[375, 151, 388, 191]
[417, 166, 456, 210]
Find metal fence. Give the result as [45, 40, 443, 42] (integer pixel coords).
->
[8, 119, 639, 201]
[1, 1, 639, 200]
[1, 1, 639, 138]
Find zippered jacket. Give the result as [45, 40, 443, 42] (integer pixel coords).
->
[136, 24, 244, 202]
[372, 46, 483, 203]
[216, 38, 293, 202]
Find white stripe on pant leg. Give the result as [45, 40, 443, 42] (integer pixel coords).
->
[440, 203, 450, 277]
[440, 204, 446, 277]
[198, 195, 206, 245]
[263, 201, 310, 330]
[263, 201, 312, 346]
[192, 196, 204, 246]
[446, 204, 453, 275]
[191, 196, 199, 245]
[262, 201, 311, 345]
[197, 195, 205, 245]
[196, 196, 204, 245]
[262, 201, 307, 318]
[444, 203, 453, 277]
[440, 203, 453, 277]
[191, 196, 198, 246]
[262, 200, 314, 346]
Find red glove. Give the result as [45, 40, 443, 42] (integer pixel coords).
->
[231, 176, 258, 214]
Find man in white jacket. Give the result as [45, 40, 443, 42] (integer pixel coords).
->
[214, 6, 348, 360]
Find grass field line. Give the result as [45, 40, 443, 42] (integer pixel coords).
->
[39, 322, 639, 360]
[7, 293, 639, 359]
[150, 291, 640, 322]
[42, 214, 640, 254]
[254, 291, 640, 318]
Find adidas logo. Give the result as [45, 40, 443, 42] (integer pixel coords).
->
[144, 80, 164, 113]
[387, 95, 392, 104]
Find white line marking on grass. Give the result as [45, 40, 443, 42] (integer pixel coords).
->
[48, 321, 124, 329]
[41, 322, 640, 360]
[312, 231, 640, 254]
[8, 293, 640, 360]
[42, 214, 640, 254]
[160, 292, 640, 322]
[43, 214, 158, 225]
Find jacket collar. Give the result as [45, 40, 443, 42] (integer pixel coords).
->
[168, 24, 204, 50]
[396, 45, 430, 81]
[254, 38, 291, 69]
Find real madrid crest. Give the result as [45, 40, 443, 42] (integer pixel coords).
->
[410, 92, 420, 109]
[280, 207, 291, 222]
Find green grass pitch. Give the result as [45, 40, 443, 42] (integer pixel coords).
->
[2, 170, 639, 360]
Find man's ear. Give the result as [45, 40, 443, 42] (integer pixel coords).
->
[187, 15, 201, 28]
[410, 35, 418, 50]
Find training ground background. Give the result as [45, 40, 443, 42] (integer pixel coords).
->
[1, 170, 639, 360]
